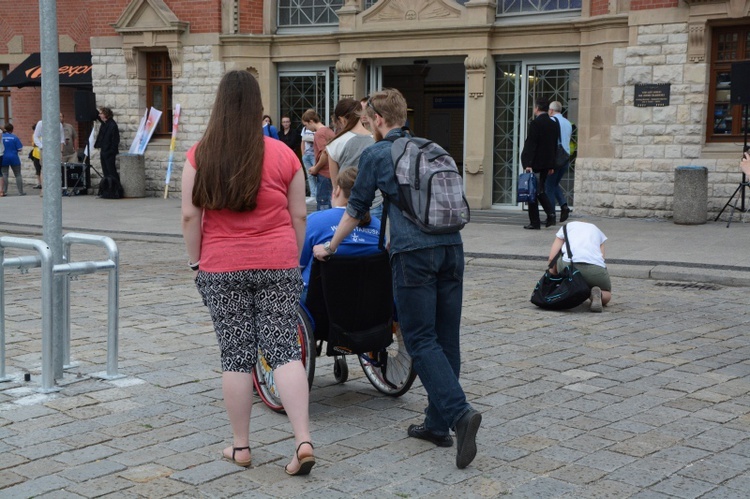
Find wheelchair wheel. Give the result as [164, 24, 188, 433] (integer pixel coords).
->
[253, 306, 316, 413]
[333, 356, 349, 383]
[359, 321, 416, 397]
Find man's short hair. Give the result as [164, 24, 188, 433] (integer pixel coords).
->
[535, 98, 550, 112]
[4, 123, 12, 133]
[365, 88, 407, 127]
[549, 101, 563, 113]
[301, 109, 320, 123]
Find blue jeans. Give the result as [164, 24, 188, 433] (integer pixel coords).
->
[302, 151, 316, 198]
[391, 245, 470, 434]
[545, 161, 569, 213]
[316, 176, 332, 211]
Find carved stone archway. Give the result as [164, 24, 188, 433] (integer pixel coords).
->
[113, 0, 188, 78]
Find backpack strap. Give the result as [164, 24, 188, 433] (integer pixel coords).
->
[377, 128, 410, 250]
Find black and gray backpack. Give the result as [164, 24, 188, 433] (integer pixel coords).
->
[386, 136, 470, 234]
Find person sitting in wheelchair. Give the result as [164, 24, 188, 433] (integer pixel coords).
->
[299, 167, 382, 302]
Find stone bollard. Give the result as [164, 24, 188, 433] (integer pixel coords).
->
[118, 153, 146, 198]
[673, 166, 708, 225]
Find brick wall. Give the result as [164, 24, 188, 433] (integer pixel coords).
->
[631, 0, 679, 9]
[239, 0, 264, 34]
[590, 0, 609, 16]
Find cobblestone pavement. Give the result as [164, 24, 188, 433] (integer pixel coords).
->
[1, 236, 750, 498]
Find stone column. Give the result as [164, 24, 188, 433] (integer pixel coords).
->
[336, 58, 360, 100]
[464, 53, 494, 209]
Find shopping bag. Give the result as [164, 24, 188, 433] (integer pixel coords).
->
[517, 172, 537, 203]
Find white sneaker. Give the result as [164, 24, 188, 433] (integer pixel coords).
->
[306, 197, 316, 204]
[590, 286, 603, 313]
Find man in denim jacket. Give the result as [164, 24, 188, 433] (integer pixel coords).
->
[312, 88, 481, 469]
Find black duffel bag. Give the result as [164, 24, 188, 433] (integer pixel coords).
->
[531, 224, 591, 310]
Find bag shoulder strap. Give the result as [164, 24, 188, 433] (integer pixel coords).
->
[563, 224, 575, 263]
[553, 116, 562, 146]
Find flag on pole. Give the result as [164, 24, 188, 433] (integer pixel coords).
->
[164, 104, 181, 199]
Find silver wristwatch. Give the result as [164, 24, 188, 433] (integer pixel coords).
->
[323, 241, 336, 255]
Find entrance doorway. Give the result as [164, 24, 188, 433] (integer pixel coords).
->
[492, 61, 579, 206]
[278, 67, 338, 130]
[368, 61, 466, 169]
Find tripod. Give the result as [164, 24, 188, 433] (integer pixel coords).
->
[714, 103, 749, 227]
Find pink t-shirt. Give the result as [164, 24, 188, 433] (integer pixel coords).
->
[313, 126, 334, 178]
[186, 137, 301, 272]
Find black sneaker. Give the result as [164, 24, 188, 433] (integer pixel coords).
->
[407, 424, 453, 447]
[455, 409, 482, 469]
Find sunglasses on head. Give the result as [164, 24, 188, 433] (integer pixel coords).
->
[367, 99, 384, 118]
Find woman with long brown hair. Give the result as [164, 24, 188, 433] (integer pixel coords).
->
[181, 70, 314, 476]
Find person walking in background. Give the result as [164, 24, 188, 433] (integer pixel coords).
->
[521, 97, 557, 230]
[0, 124, 5, 195]
[262, 115, 280, 139]
[546, 221, 612, 312]
[326, 98, 382, 218]
[300, 121, 316, 202]
[313, 89, 482, 470]
[326, 98, 374, 185]
[278, 115, 301, 155]
[61, 113, 78, 164]
[1, 124, 25, 196]
[181, 70, 314, 476]
[29, 124, 42, 189]
[546, 101, 572, 223]
[301, 109, 335, 211]
[33, 116, 66, 197]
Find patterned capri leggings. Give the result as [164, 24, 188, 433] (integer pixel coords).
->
[195, 268, 303, 373]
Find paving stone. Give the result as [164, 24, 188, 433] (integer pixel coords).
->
[65, 475, 134, 498]
[57, 459, 127, 482]
[650, 474, 717, 498]
[0, 474, 74, 497]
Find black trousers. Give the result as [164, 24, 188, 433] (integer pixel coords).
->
[528, 170, 554, 227]
[101, 153, 119, 180]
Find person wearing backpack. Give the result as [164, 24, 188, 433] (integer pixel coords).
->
[312, 88, 481, 470]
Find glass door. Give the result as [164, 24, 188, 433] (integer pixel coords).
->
[493, 61, 579, 206]
[279, 68, 338, 129]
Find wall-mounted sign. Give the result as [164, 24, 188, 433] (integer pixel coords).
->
[433, 96, 464, 109]
[634, 83, 670, 107]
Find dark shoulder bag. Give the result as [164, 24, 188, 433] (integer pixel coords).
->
[530, 224, 591, 310]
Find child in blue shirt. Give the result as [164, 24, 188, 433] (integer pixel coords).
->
[299, 167, 381, 300]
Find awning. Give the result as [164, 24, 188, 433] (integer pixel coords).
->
[0, 52, 92, 88]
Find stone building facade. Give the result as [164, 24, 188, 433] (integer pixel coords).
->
[1, 0, 749, 219]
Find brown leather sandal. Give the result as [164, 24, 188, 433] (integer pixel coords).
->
[284, 441, 315, 476]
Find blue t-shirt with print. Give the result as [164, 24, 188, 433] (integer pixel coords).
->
[299, 207, 382, 288]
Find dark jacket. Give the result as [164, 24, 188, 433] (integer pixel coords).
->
[521, 113, 558, 172]
[95, 119, 120, 157]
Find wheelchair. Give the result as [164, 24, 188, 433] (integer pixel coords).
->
[252, 252, 417, 413]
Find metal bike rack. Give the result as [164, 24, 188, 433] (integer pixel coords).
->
[0, 237, 54, 391]
[0, 233, 122, 393]
[60, 233, 122, 381]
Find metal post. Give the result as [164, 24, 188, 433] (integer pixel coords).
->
[62, 239, 72, 368]
[0, 246, 8, 382]
[39, 0, 65, 381]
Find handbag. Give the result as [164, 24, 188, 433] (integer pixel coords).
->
[530, 225, 591, 310]
[555, 144, 570, 169]
[517, 172, 537, 203]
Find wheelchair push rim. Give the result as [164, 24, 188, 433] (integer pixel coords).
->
[358, 321, 416, 397]
[252, 307, 316, 413]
